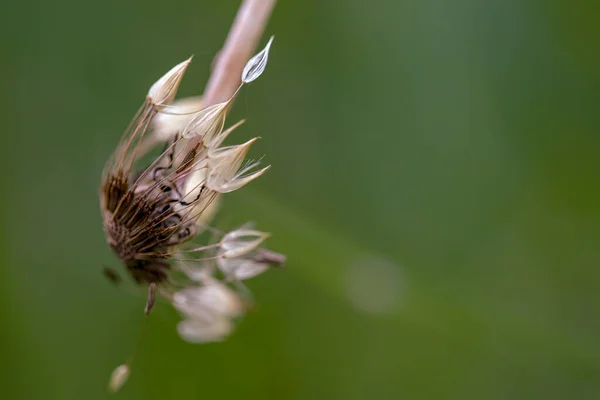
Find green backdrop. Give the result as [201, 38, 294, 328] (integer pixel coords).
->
[1, 0, 599, 399]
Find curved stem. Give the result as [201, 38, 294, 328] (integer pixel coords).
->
[202, 0, 276, 107]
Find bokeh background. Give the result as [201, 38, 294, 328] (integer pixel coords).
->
[2, 0, 599, 399]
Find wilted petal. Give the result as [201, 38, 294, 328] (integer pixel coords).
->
[148, 58, 192, 106]
[177, 318, 233, 343]
[218, 257, 270, 280]
[220, 229, 270, 259]
[242, 36, 274, 83]
[108, 364, 130, 393]
[181, 101, 229, 141]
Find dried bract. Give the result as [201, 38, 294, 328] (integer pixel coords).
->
[220, 228, 271, 259]
[148, 58, 192, 106]
[207, 139, 270, 193]
[219, 248, 285, 281]
[108, 365, 130, 393]
[181, 101, 230, 141]
[152, 96, 204, 142]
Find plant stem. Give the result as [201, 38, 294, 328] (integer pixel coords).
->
[202, 0, 276, 107]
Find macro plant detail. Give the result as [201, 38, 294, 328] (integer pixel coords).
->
[100, 37, 283, 392]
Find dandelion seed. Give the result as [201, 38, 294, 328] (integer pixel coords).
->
[108, 364, 130, 393]
[177, 317, 234, 343]
[173, 283, 243, 322]
[242, 36, 274, 83]
[148, 58, 192, 106]
[99, 36, 284, 391]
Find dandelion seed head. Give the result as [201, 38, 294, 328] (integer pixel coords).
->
[100, 35, 283, 390]
[242, 36, 274, 83]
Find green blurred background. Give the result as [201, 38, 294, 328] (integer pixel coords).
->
[2, 0, 599, 399]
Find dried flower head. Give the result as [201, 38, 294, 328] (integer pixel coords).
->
[101, 37, 283, 390]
